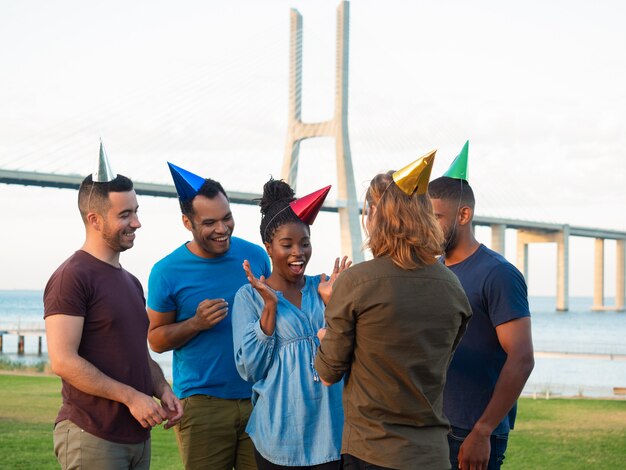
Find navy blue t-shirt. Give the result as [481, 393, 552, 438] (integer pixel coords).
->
[443, 244, 530, 435]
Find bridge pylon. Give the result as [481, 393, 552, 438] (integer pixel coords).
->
[281, 1, 363, 263]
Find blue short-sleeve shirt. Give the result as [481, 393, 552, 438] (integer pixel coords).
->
[443, 244, 530, 434]
[148, 236, 271, 399]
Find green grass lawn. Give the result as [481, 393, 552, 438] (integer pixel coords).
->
[0, 374, 181, 469]
[506, 397, 626, 469]
[1, 373, 625, 469]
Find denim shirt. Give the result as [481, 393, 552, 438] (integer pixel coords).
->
[232, 275, 343, 466]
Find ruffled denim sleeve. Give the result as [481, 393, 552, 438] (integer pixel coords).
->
[232, 285, 277, 383]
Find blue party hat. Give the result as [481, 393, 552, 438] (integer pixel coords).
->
[167, 162, 206, 202]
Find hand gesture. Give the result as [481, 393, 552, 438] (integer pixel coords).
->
[126, 391, 168, 429]
[243, 259, 278, 307]
[318, 256, 352, 305]
[158, 387, 183, 430]
[191, 298, 229, 331]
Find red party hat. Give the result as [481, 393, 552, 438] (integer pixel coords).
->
[289, 185, 331, 225]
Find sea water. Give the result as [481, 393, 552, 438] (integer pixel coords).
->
[1, 290, 625, 397]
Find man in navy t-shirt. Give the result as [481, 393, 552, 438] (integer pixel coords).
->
[147, 165, 271, 470]
[429, 176, 534, 470]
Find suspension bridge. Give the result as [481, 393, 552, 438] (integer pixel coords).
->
[1, 1, 624, 312]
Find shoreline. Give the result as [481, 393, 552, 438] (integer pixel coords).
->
[534, 351, 626, 361]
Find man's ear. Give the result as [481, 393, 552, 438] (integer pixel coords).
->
[86, 212, 101, 231]
[182, 214, 193, 231]
[457, 206, 473, 226]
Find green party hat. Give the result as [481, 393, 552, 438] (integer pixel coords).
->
[443, 140, 469, 180]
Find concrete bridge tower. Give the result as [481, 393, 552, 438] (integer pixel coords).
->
[281, 1, 363, 262]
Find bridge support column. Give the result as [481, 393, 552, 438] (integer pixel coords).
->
[516, 226, 569, 311]
[592, 238, 605, 310]
[282, 2, 363, 263]
[616, 239, 625, 311]
[491, 224, 506, 255]
[516, 235, 529, 280]
[556, 225, 570, 312]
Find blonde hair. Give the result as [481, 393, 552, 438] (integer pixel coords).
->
[364, 171, 444, 270]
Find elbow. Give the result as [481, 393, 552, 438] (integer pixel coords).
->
[234, 354, 255, 383]
[148, 340, 168, 354]
[238, 368, 257, 384]
[147, 333, 169, 354]
[48, 359, 63, 377]
[48, 355, 72, 378]
[525, 353, 535, 377]
[236, 362, 260, 384]
[519, 349, 535, 379]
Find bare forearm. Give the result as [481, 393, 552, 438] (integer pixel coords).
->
[52, 355, 139, 406]
[474, 353, 534, 435]
[149, 318, 202, 353]
[149, 358, 170, 399]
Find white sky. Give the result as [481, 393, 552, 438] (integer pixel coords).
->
[0, 0, 625, 298]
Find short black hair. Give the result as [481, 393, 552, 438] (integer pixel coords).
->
[77, 174, 134, 222]
[259, 178, 308, 243]
[180, 179, 228, 216]
[428, 176, 475, 209]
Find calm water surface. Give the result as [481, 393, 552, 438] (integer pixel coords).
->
[1, 291, 625, 397]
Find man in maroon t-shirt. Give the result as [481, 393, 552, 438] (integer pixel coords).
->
[44, 168, 183, 469]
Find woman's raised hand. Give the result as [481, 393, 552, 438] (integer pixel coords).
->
[318, 256, 352, 305]
[243, 260, 278, 306]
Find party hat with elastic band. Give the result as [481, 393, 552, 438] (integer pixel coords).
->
[392, 149, 436, 195]
[290, 185, 331, 225]
[443, 140, 469, 180]
[92, 140, 117, 182]
[167, 162, 206, 202]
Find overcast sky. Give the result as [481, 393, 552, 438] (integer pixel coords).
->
[1, 0, 624, 298]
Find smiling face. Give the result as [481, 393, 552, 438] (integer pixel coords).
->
[184, 192, 235, 258]
[265, 222, 311, 283]
[100, 190, 141, 252]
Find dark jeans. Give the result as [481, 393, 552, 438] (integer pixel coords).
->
[341, 454, 393, 470]
[448, 426, 509, 470]
[254, 448, 341, 470]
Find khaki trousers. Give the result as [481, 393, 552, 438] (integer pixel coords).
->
[53, 419, 151, 470]
[175, 395, 256, 470]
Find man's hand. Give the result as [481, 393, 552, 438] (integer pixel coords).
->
[125, 391, 168, 429]
[457, 426, 491, 470]
[158, 387, 183, 430]
[191, 298, 229, 331]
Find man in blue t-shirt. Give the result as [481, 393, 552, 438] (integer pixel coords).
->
[147, 168, 270, 470]
[429, 176, 534, 470]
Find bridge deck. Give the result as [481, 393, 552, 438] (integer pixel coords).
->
[2, 169, 625, 240]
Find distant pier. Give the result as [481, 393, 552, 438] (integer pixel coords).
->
[0, 322, 45, 356]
